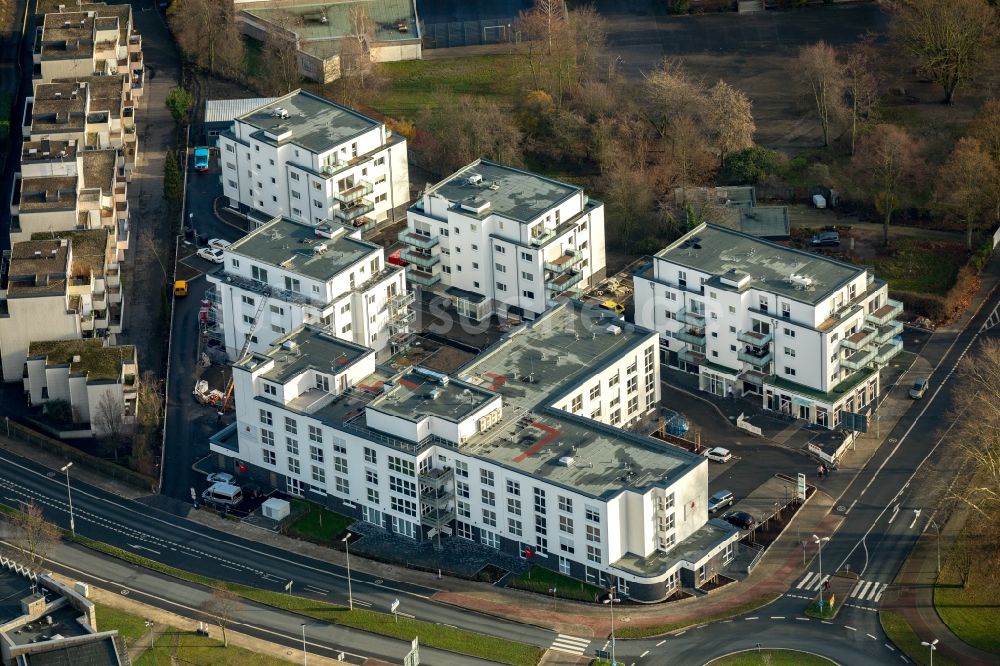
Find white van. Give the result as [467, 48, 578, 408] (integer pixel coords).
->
[201, 482, 243, 507]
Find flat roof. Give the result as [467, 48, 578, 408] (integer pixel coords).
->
[32, 228, 112, 279]
[426, 160, 580, 224]
[369, 370, 497, 423]
[7, 240, 69, 296]
[449, 301, 700, 499]
[612, 519, 737, 577]
[54, 75, 125, 118]
[244, 325, 373, 385]
[246, 0, 418, 44]
[22, 139, 78, 162]
[19, 175, 78, 211]
[80, 149, 116, 191]
[22, 635, 122, 665]
[205, 97, 281, 125]
[5, 602, 89, 646]
[236, 90, 379, 154]
[228, 217, 378, 282]
[656, 223, 864, 306]
[28, 338, 134, 381]
[0, 569, 33, 624]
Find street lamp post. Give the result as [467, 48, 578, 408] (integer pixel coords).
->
[60, 463, 75, 537]
[921, 638, 938, 666]
[342, 532, 353, 611]
[812, 534, 830, 609]
[603, 590, 621, 666]
[301, 623, 308, 666]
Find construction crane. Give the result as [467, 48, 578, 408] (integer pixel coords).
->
[221, 292, 269, 412]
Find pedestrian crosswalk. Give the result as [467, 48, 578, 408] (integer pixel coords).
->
[793, 572, 887, 604]
[982, 303, 1000, 332]
[550, 634, 591, 655]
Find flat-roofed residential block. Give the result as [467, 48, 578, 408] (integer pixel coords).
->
[401, 159, 607, 322]
[210, 301, 739, 601]
[634, 223, 904, 429]
[205, 216, 413, 361]
[218, 90, 409, 230]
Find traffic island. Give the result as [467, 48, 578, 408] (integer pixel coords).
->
[803, 572, 856, 619]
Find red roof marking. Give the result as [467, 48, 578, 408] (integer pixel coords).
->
[485, 373, 507, 390]
[398, 377, 420, 390]
[513, 422, 560, 463]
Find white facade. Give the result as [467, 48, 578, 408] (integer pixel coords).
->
[211, 303, 737, 600]
[219, 90, 409, 229]
[400, 160, 607, 321]
[634, 224, 903, 428]
[205, 217, 412, 361]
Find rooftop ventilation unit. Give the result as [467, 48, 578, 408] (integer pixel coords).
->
[312, 242, 328, 255]
[789, 274, 813, 289]
[414, 366, 450, 386]
[558, 456, 575, 467]
[467, 173, 482, 186]
[271, 107, 289, 119]
[606, 324, 623, 336]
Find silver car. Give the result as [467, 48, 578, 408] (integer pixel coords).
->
[909, 377, 928, 399]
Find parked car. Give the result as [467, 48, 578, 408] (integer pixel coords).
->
[809, 231, 840, 247]
[173, 280, 188, 297]
[206, 472, 235, 485]
[812, 194, 827, 209]
[201, 482, 243, 507]
[708, 490, 735, 514]
[909, 377, 929, 399]
[724, 511, 756, 530]
[193, 147, 210, 171]
[197, 247, 224, 264]
[207, 238, 230, 251]
[703, 447, 732, 463]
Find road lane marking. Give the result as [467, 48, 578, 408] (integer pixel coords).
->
[770, 616, 785, 620]
[874, 583, 887, 602]
[796, 572, 816, 589]
[549, 634, 590, 656]
[675, 630, 687, 636]
[640, 650, 649, 658]
[795, 617, 809, 621]
[219, 563, 241, 571]
[745, 617, 758, 621]
[856, 581, 873, 599]
[850, 581, 864, 597]
[886, 644, 895, 651]
[656, 640, 666, 646]
[846, 626, 857, 631]
[305, 585, 329, 593]
[845, 499, 858, 514]
[129, 544, 161, 555]
[867, 634, 878, 640]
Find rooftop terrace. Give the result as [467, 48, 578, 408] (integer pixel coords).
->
[426, 160, 580, 224]
[245, 0, 418, 45]
[6, 240, 69, 296]
[32, 228, 112, 279]
[22, 139, 78, 163]
[237, 90, 379, 154]
[655, 223, 864, 306]
[28, 338, 134, 381]
[228, 217, 378, 282]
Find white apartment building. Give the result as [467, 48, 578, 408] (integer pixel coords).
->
[401, 160, 607, 321]
[634, 223, 904, 429]
[12, 142, 129, 250]
[24, 338, 137, 437]
[219, 90, 409, 229]
[0, 230, 123, 381]
[205, 216, 412, 361]
[209, 301, 739, 601]
[34, 3, 144, 96]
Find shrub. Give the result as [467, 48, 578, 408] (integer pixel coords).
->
[720, 146, 786, 184]
[165, 87, 193, 123]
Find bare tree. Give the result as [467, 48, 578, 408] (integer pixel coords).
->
[606, 165, 655, 252]
[422, 97, 523, 172]
[168, 0, 245, 77]
[7, 502, 59, 568]
[708, 80, 755, 164]
[850, 124, 922, 247]
[796, 42, 845, 147]
[94, 391, 127, 458]
[661, 115, 717, 195]
[890, 0, 998, 105]
[843, 37, 881, 155]
[340, 6, 376, 85]
[936, 137, 1000, 250]
[138, 371, 163, 430]
[261, 29, 301, 96]
[568, 5, 606, 83]
[643, 59, 707, 138]
[202, 588, 240, 647]
[970, 100, 1000, 166]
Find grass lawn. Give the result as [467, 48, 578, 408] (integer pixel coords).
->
[95, 603, 149, 642]
[510, 566, 604, 602]
[803, 599, 838, 620]
[934, 522, 1000, 655]
[881, 610, 960, 666]
[134, 629, 295, 666]
[706, 649, 836, 665]
[615, 592, 781, 639]
[364, 55, 521, 119]
[285, 499, 352, 543]
[870, 240, 968, 295]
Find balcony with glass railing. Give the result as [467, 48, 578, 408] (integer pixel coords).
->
[400, 249, 440, 268]
[399, 231, 439, 250]
[674, 326, 706, 346]
[738, 346, 773, 367]
[333, 180, 373, 204]
[677, 307, 706, 327]
[738, 329, 772, 347]
[875, 320, 904, 344]
[335, 198, 374, 222]
[874, 338, 903, 364]
[407, 266, 441, 286]
[544, 250, 583, 274]
[678, 348, 705, 366]
[866, 298, 903, 326]
[545, 270, 583, 292]
[530, 228, 556, 247]
[841, 327, 876, 351]
[842, 346, 876, 370]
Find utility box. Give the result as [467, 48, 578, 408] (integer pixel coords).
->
[261, 498, 291, 521]
[74, 582, 90, 598]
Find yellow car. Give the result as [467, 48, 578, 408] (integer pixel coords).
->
[600, 300, 625, 314]
[173, 280, 189, 297]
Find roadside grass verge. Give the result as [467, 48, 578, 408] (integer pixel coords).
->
[705, 648, 836, 665]
[803, 599, 837, 620]
[285, 499, 352, 543]
[510, 566, 603, 602]
[870, 240, 967, 296]
[70, 536, 543, 666]
[933, 522, 1000, 656]
[880, 610, 960, 666]
[614, 592, 780, 639]
[135, 629, 294, 666]
[95, 603, 149, 641]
